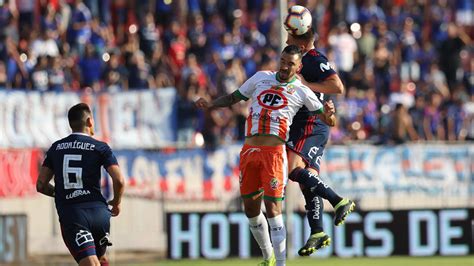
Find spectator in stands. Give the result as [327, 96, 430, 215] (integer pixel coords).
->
[423, 92, 445, 140]
[70, 0, 92, 56]
[391, 103, 418, 144]
[438, 23, 470, 90]
[0, 60, 7, 88]
[102, 51, 128, 91]
[79, 44, 102, 91]
[48, 56, 66, 92]
[30, 56, 49, 91]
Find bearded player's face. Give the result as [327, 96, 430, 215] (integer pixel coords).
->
[278, 52, 301, 81]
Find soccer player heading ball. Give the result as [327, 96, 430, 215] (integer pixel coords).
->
[284, 5, 356, 256]
[196, 45, 336, 266]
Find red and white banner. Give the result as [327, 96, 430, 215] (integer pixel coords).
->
[0, 149, 41, 197]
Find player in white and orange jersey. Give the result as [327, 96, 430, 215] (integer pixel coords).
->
[195, 45, 335, 266]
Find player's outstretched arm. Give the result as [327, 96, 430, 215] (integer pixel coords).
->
[319, 100, 336, 127]
[302, 74, 345, 95]
[195, 90, 243, 109]
[36, 166, 55, 197]
[106, 165, 125, 217]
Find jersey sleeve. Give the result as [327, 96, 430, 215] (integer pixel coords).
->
[236, 72, 262, 100]
[301, 53, 337, 81]
[99, 143, 119, 168]
[302, 87, 324, 113]
[42, 145, 54, 169]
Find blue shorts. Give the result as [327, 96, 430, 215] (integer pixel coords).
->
[57, 203, 111, 263]
[287, 117, 329, 172]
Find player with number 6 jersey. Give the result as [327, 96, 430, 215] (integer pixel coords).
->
[36, 103, 125, 266]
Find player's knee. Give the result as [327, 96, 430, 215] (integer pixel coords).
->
[287, 151, 306, 171]
[289, 166, 304, 181]
[264, 201, 282, 218]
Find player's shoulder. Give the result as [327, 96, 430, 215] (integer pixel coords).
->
[303, 49, 330, 62]
[253, 70, 276, 79]
[293, 80, 313, 94]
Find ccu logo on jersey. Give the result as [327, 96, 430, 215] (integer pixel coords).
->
[257, 89, 288, 110]
[270, 177, 279, 190]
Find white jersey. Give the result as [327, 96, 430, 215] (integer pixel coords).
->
[236, 71, 324, 141]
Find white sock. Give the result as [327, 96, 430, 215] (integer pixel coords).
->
[268, 214, 286, 266]
[248, 212, 273, 260]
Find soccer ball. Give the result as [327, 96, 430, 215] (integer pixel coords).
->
[284, 5, 312, 36]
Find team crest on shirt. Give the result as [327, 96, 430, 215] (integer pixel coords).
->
[287, 85, 296, 95]
[270, 177, 279, 190]
[257, 89, 288, 110]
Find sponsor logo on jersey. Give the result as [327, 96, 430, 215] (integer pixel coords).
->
[66, 189, 91, 199]
[319, 62, 332, 72]
[270, 177, 279, 190]
[257, 89, 288, 110]
[75, 230, 94, 246]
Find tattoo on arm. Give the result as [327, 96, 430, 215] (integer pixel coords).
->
[211, 93, 241, 108]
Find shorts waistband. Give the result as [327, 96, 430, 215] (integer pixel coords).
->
[242, 144, 285, 152]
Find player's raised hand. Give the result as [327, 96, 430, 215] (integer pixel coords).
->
[324, 100, 335, 115]
[195, 97, 210, 109]
[108, 199, 121, 217]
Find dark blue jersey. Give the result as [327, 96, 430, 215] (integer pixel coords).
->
[42, 133, 118, 208]
[294, 49, 337, 122]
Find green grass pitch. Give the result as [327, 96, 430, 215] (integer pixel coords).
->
[128, 256, 474, 266]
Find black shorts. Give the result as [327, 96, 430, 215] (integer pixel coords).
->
[57, 203, 111, 263]
[287, 117, 329, 172]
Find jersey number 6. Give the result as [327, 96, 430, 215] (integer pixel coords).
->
[63, 154, 84, 189]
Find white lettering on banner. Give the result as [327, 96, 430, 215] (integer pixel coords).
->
[181, 156, 204, 199]
[408, 211, 438, 256]
[364, 212, 394, 257]
[170, 214, 200, 259]
[228, 213, 251, 258]
[0, 89, 176, 149]
[335, 213, 364, 257]
[321, 144, 474, 199]
[439, 209, 469, 255]
[201, 214, 230, 259]
[128, 156, 162, 197]
[167, 209, 472, 259]
[5, 92, 33, 147]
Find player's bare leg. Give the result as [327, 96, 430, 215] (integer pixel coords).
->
[264, 199, 285, 266]
[79, 255, 100, 266]
[98, 254, 109, 266]
[243, 193, 275, 266]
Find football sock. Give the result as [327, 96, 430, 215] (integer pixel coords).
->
[302, 189, 324, 234]
[268, 214, 286, 266]
[289, 167, 342, 207]
[248, 212, 273, 260]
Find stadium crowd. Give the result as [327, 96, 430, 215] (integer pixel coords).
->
[0, 0, 472, 147]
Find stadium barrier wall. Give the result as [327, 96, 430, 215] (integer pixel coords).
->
[167, 209, 474, 259]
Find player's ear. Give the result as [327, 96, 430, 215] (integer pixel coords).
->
[85, 116, 93, 127]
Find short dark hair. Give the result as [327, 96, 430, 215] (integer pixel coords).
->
[290, 27, 315, 41]
[68, 103, 92, 131]
[282, 45, 302, 59]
